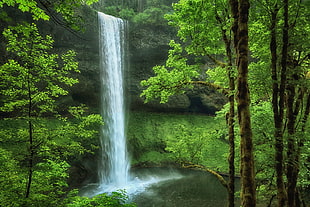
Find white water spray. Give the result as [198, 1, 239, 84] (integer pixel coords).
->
[98, 12, 130, 189]
[84, 12, 183, 197]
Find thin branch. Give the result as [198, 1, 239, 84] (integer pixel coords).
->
[205, 54, 227, 68]
[189, 80, 230, 96]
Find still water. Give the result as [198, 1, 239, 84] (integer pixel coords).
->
[131, 168, 240, 207]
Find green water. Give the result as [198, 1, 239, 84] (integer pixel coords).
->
[131, 168, 240, 207]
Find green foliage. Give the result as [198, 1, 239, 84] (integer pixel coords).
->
[23, 159, 70, 206]
[165, 0, 226, 56]
[206, 65, 231, 87]
[250, 102, 276, 201]
[140, 40, 199, 103]
[98, 0, 174, 25]
[165, 124, 205, 163]
[0, 22, 79, 115]
[139, 0, 310, 205]
[0, 148, 24, 206]
[0, 0, 99, 30]
[0, 0, 49, 20]
[0, 114, 102, 206]
[0, 19, 102, 206]
[118, 8, 136, 20]
[140, 0, 232, 104]
[132, 6, 171, 25]
[138, 151, 172, 164]
[67, 191, 136, 207]
[128, 112, 228, 171]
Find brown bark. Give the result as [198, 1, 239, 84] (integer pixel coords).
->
[269, 3, 288, 206]
[232, 0, 256, 206]
[230, 0, 239, 52]
[286, 84, 299, 207]
[227, 64, 235, 207]
[286, 72, 305, 207]
[213, 8, 236, 206]
[218, 12, 236, 207]
[228, 2, 241, 205]
[280, 0, 291, 206]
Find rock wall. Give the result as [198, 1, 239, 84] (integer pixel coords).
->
[4, 6, 227, 115]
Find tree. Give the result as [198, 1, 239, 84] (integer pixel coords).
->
[0, 0, 99, 30]
[140, 0, 256, 206]
[229, 0, 256, 206]
[0, 21, 75, 201]
[0, 15, 102, 207]
[249, 0, 310, 205]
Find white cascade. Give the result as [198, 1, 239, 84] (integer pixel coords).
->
[92, 12, 182, 197]
[98, 11, 130, 189]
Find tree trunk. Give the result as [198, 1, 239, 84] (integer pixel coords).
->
[227, 70, 235, 207]
[215, 9, 236, 207]
[230, 1, 256, 206]
[286, 84, 300, 207]
[235, 0, 256, 206]
[25, 70, 34, 199]
[269, 4, 288, 206]
[224, 24, 236, 207]
[278, 0, 289, 205]
[25, 120, 34, 198]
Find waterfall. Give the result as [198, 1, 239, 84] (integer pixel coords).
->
[98, 12, 130, 189]
[86, 12, 182, 197]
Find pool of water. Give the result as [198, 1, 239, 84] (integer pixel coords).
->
[131, 168, 238, 207]
[80, 167, 239, 207]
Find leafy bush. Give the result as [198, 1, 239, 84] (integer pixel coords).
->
[67, 191, 136, 207]
[127, 112, 228, 171]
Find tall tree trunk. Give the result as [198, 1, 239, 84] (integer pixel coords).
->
[224, 27, 236, 207]
[269, 4, 288, 206]
[234, 0, 256, 206]
[223, 28, 236, 207]
[25, 77, 34, 198]
[278, 0, 289, 205]
[227, 66, 235, 207]
[215, 9, 236, 206]
[286, 84, 301, 207]
[286, 85, 297, 207]
[25, 120, 34, 198]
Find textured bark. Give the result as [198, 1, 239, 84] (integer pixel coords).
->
[223, 20, 235, 207]
[269, 4, 287, 206]
[286, 84, 299, 207]
[286, 69, 305, 207]
[230, 0, 239, 51]
[227, 70, 235, 207]
[234, 0, 256, 206]
[214, 8, 236, 206]
[280, 0, 291, 206]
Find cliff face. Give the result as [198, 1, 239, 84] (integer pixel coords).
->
[2, 6, 226, 115]
[64, 8, 226, 115]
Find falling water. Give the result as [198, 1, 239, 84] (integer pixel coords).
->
[98, 12, 130, 189]
[85, 12, 183, 197]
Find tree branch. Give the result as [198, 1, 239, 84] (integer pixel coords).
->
[189, 80, 230, 96]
